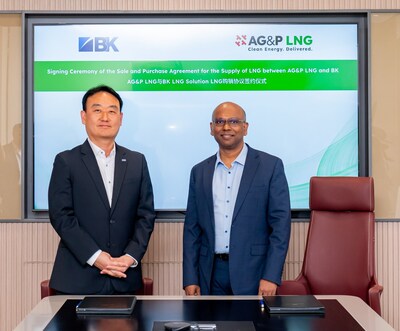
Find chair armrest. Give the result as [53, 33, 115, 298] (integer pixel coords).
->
[40, 279, 56, 299]
[368, 283, 383, 316]
[277, 279, 310, 295]
[135, 277, 154, 295]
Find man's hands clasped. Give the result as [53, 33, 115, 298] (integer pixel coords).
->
[94, 251, 135, 278]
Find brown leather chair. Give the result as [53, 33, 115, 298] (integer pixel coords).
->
[41, 277, 154, 299]
[277, 176, 383, 315]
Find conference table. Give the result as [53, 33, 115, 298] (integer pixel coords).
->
[14, 295, 394, 331]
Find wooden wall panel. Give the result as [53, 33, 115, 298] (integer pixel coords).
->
[376, 222, 400, 329]
[1, 0, 400, 11]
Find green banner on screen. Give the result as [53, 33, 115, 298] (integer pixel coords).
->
[34, 60, 357, 92]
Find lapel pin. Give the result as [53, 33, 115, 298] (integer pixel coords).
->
[122, 158, 126, 162]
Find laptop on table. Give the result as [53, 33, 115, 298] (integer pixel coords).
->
[263, 295, 325, 314]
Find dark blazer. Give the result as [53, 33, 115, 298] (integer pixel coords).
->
[183, 145, 291, 295]
[48, 140, 155, 294]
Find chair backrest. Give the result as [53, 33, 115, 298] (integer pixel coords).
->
[40, 277, 154, 299]
[302, 176, 376, 303]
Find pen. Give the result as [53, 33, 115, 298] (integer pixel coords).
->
[190, 323, 217, 330]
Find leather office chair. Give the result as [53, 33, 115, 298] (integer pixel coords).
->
[277, 176, 383, 315]
[40, 277, 154, 299]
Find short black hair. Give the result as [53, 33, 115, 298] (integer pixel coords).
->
[82, 85, 123, 111]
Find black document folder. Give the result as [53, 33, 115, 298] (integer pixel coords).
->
[75, 296, 136, 315]
[263, 295, 325, 314]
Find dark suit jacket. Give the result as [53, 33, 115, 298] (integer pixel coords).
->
[48, 140, 155, 294]
[183, 145, 291, 295]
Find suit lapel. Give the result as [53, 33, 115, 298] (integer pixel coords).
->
[204, 155, 216, 232]
[232, 147, 260, 221]
[111, 145, 127, 214]
[80, 140, 110, 211]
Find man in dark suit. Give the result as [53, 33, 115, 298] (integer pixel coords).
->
[183, 101, 291, 296]
[48, 85, 155, 294]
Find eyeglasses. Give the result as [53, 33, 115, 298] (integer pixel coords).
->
[212, 118, 246, 127]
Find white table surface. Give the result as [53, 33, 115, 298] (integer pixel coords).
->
[14, 295, 395, 331]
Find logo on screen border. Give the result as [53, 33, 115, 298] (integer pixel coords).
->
[78, 37, 119, 52]
[235, 35, 247, 46]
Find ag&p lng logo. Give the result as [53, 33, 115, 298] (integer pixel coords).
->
[235, 34, 313, 53]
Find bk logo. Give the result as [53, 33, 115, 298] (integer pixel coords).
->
[79, 37, 119, 52]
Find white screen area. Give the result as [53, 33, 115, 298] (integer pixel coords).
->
[32, 22, 359, 210]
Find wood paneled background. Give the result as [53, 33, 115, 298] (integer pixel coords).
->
[0, 0, 400, 11]
[1, 1, 400, 330]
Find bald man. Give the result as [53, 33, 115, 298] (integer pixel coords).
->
[183, 102, 291, 296]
